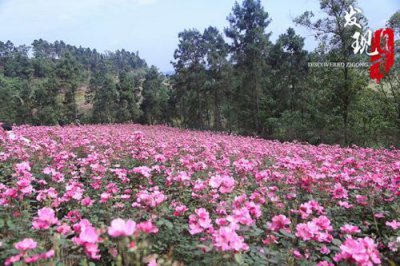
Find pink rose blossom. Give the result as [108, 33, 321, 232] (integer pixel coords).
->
[108, 218, 137, 237]
[268, 214, 291, 232]
[334, 237, 381, 266]
[32, 207, 59, 230]
[340, 224, 361, 234]
[15, 238, 37, 252]
[386, 220, 400, 230]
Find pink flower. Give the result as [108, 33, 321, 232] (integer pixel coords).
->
[209, 175, 236, 194]
[83, 243, 101, 260]
[212, 226, 249, 252]
[137, 220, 158, 234]
[15, 238, 37, 252]
[292, 249, 303, 258]
[332, 183, 348, 199]
[296, 223, 318, 241]
[245, 201, 262, 218]
[5, 254, 22, 266]
[386, 220, 400, 230]
[16, 162, 31, 173]
[132, 186, 167, 208]
[209, 175, 222, 188]
[338, 201, 353, 209]
[313, 216, 333, 231]
[79, 224, 99, 244]
[268, 215, 291, 232]
[56, 223, 72, 235]
[299, 200, 324, 219]
[24, 255, 39, 263]
[40, 249, 55, 259]
[133, 131, 145, 141]
[262, 234, 278, 245]
[108, 218, 136, 237]
[295, 216, 333, 243]
[340, 224, 361, 234]
[355, 195, 368, 206]
[189, 208, 212, 235]
[32, 207, 59, 230]
[316, 261, 334, 266]
[173, 204, 188, 217]
[132, 166, 152, 178]
[320, 245, 331, 254]
[334, 237, 381, 266]
[148, 258, 158, 266]
[81, 197, 94, 207]
[374, 212, 385, 219]
[72, 220, 101, 260]
[233, 207, 254, 226]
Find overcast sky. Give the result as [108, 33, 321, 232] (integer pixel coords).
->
[0, 0, 398, 71]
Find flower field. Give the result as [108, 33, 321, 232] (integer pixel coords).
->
[0, 124, 399, 265]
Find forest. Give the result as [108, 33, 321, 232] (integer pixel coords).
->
[0, 0, 399, 148]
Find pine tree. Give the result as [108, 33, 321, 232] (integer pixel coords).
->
[225, 0, 272, 135]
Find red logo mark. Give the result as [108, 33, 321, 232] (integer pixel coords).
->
[370, 28, 395, 83]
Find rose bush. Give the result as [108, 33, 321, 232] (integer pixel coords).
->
[0, 124, 399, 265]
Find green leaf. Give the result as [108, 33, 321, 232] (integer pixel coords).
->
[279, 229, 295, 239]
[164, 219, 173, 230]
[6, 220, 15, 230]
[332, 239, 342, 246]
[234, 253, 244, 264]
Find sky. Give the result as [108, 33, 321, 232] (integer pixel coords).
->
[0, 0, 398, 72]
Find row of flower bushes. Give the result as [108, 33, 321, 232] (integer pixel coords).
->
[0, 124, 399, 265]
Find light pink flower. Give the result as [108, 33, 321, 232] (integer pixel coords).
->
[320, 245, 331, 254]
[56, 223, 72, 235]
[81, 197, 94, 207]
[296, 216, 333, 243]
[32, 207, 59, 230]
[15, 238, 37, 252]
[268, 215, 291, 232]
[5, 254, 22, 266]
[173, 204, 188, 217]
[189, 208, 212, 235]
[132, 186, 167, 208]
[132, 166, 152, 178]
[108, 218, 136, 237]
[148, 258, 158, 266]
[212, 226, 249, 252]
[332, 183, 348, 199]
[355, 195, 368, 206]
[340, 224, 361, 234]
[334, 237, 381, 266]
[338, 201, 353, 209]
[386, 220, 400, 230]
[316, 261, 334, 266]
[137, 220, 159, 234]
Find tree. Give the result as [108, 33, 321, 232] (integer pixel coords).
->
[203, 26, 232, 130]
[56, 52, 81, 123]
[374, 10, 400, 143]
[116, 71, 142, 123]
[267, 28, 309, 140]
[92, 75, 118, 123]
[141, 66, 169, 125]
[225, 0, 272, 135]
[172, 29, 208, 129]
[3, 44, 33, 79]
[295, 0, 369, 145]
[33, 76, 60, 125]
